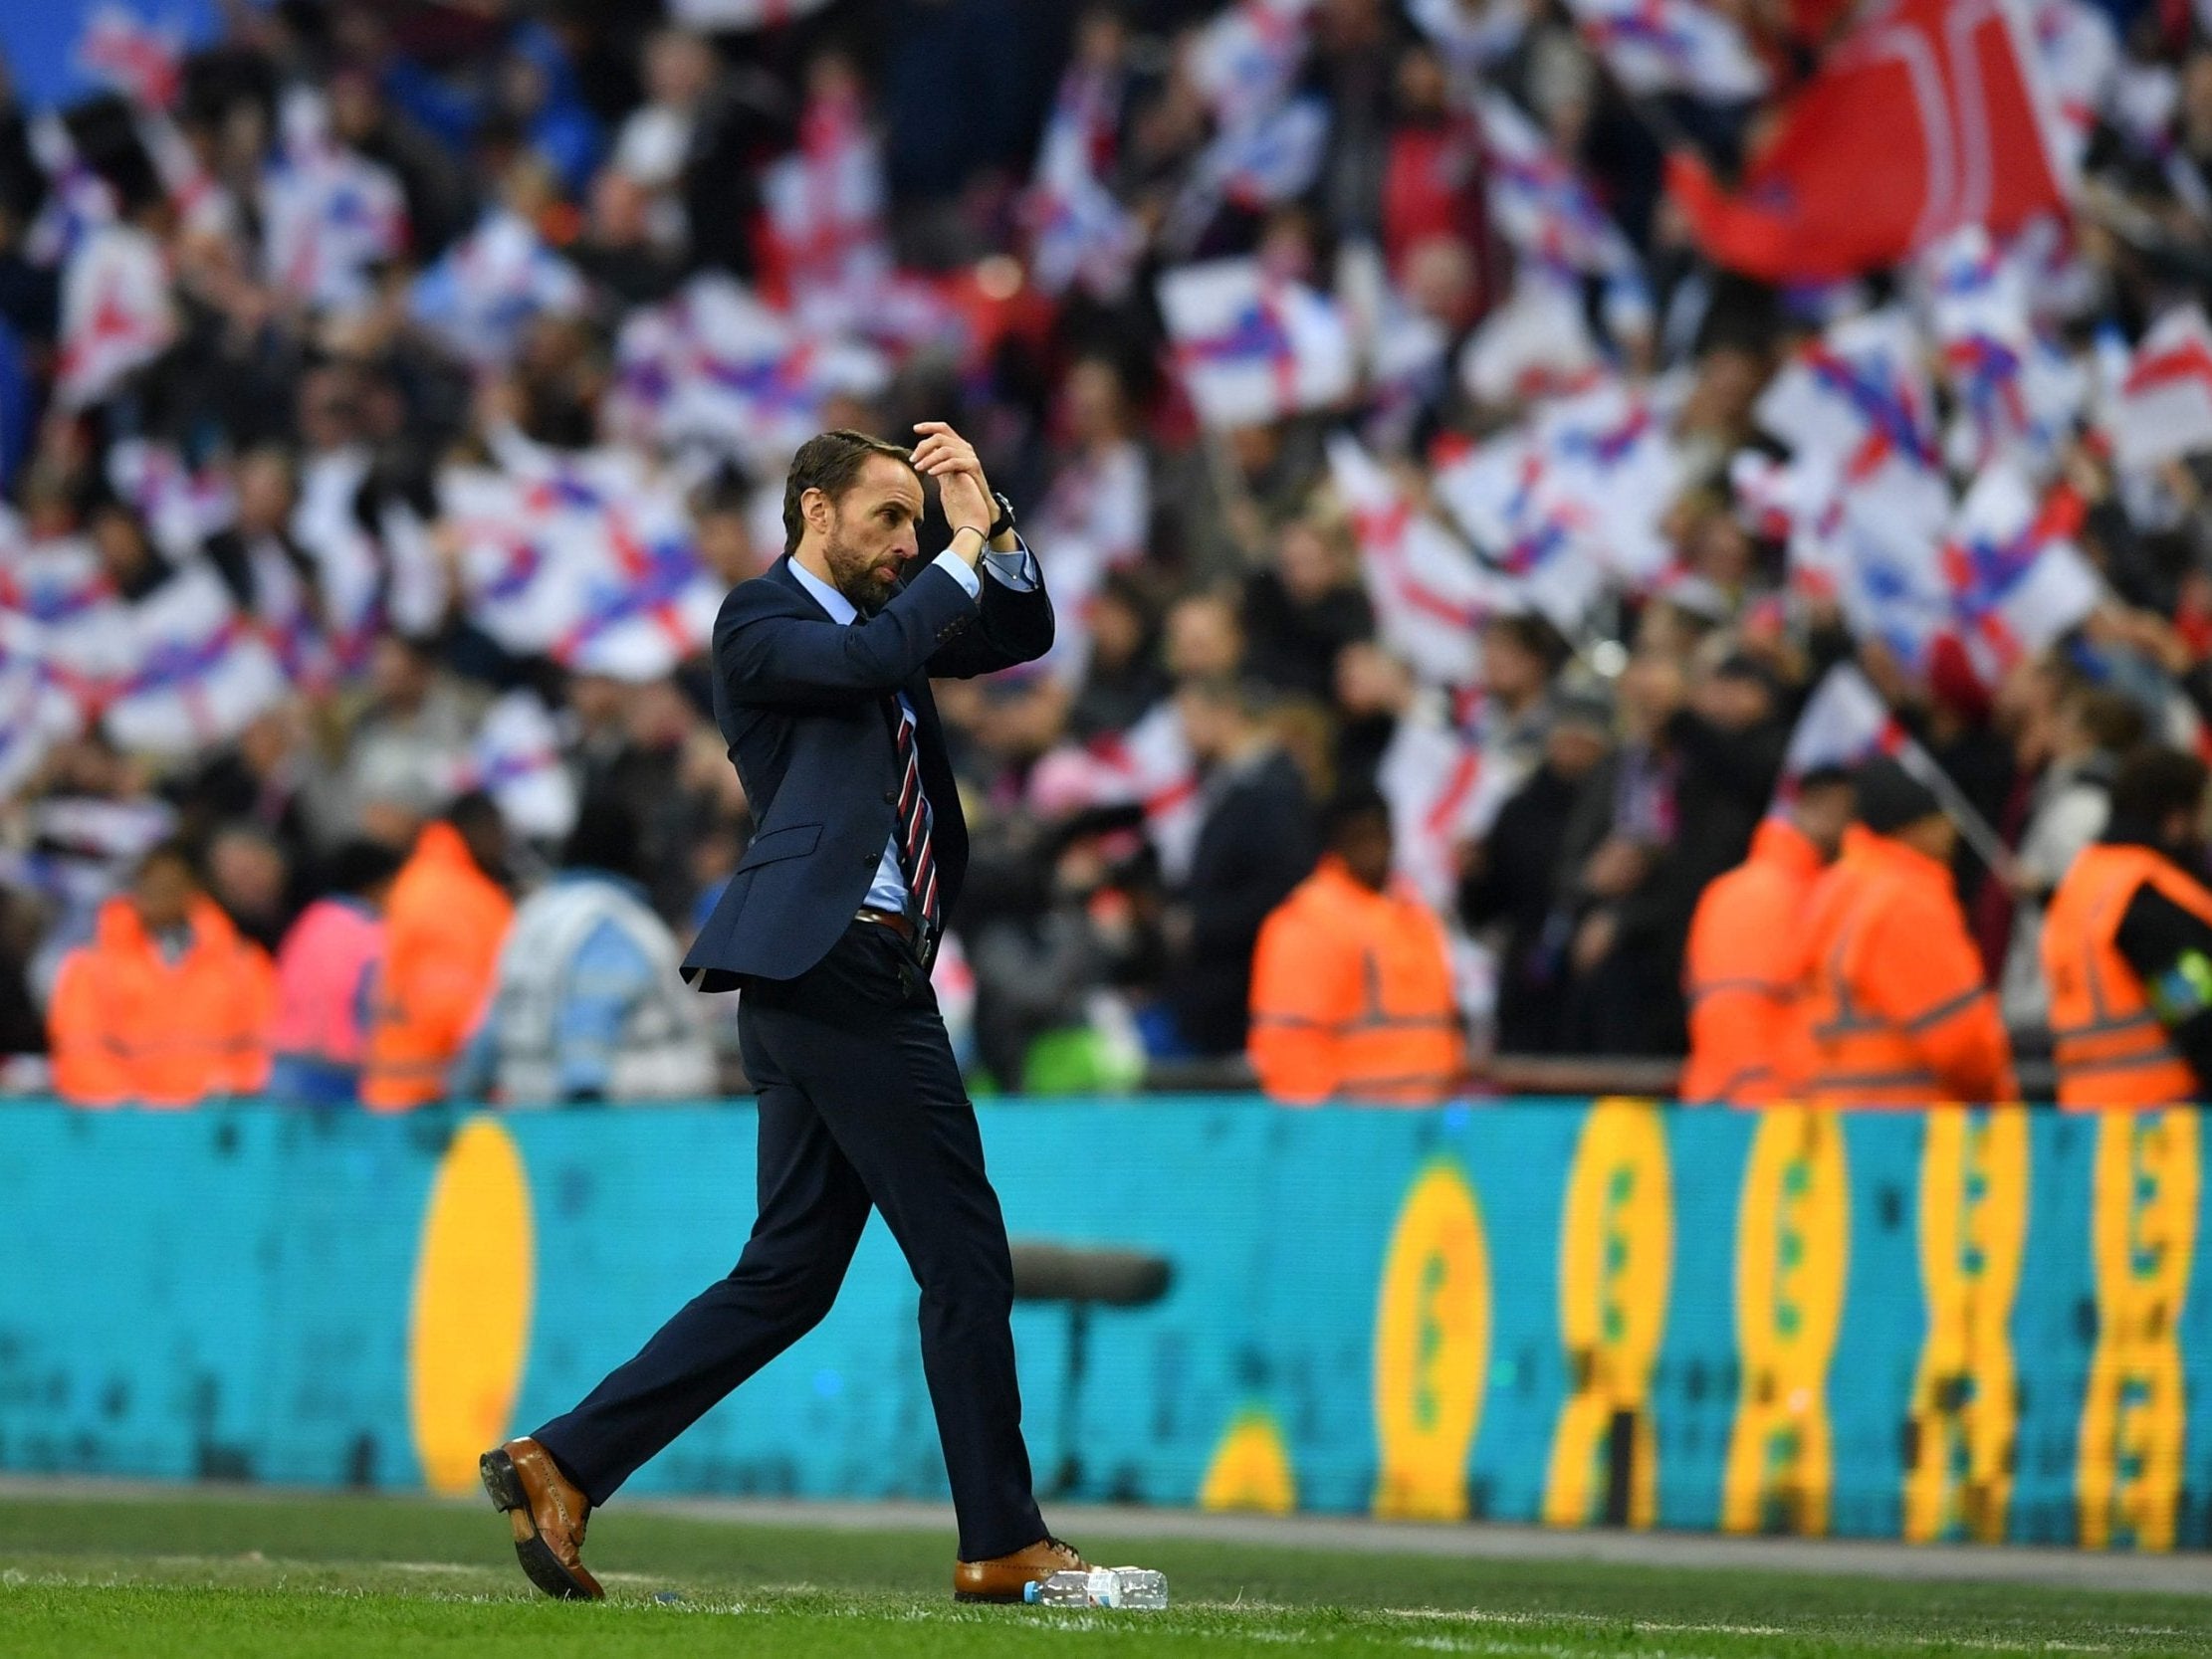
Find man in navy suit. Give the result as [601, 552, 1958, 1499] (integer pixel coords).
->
[481, 425, 1086, 1603]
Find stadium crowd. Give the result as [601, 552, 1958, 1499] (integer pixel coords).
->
[3, 0, 2212, 1110]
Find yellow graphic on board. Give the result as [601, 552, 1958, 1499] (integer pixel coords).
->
[408, 1118, 537, 1494]
[1721, 1107, 1849, 1536]
[2077, 1108, 2200, 1551]
[1373, 1159, 1491, 1520]
[1543, 1099, 1672, 1529]
[1200, 1408, 1297, 1515]
[1902, 1106, 2028, 1544]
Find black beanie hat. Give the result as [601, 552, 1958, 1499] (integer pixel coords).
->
[1853, 757, 1942, 836]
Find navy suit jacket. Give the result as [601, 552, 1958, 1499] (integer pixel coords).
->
[682, 551, 1054, 990]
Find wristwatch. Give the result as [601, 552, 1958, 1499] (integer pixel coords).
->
[986, 491, 1017, 542]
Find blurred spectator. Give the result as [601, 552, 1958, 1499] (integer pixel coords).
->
[1679, 767, 1854, 1105]
[2043, 747, 2212, 1110]
[205, 822, 292, 952]
[1241, 515, 1375, 703]
[1996, 684, 2145, 1035]
[361, 793, 515, 1112]
[453, 792, 713, 1106]
[1459, 685, 1616, 1053]
[268, 839, 404, 1109]
[49, 839, 276, 1109]
[1069, 571, 1169, 739]
[1796, 761, 2017, 1108]
[1162, 676, 1318, 1057]
[332, 634, 481, 838]
[1249, 790, 1464, 1104]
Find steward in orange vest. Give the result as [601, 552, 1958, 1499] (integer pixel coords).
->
[361, 794, 516, 1112]
[1248, 792, 1465, 1105]
[1679, 768, 1854, 1104]
[2043, 747, 2212, 1109]
[50, 839, 277, 1107]
[1796, 759, 2016, 1108]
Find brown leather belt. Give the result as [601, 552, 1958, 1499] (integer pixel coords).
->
[855, 906, 916, 940]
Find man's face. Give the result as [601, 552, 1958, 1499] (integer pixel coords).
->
[133, 859, 197, 934]
[816, 456, 925, 613]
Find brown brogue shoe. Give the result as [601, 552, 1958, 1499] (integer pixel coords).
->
[481, 1437, 604, 1601]
[953, 1535, 1088, 1603]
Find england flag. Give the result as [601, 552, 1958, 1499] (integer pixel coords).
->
[408, 210, 585, 367]
[761, 84, 891, 333]
[1024, 68, 1141, 302]
[1377, 695, 1519, 911]
[0, 611, 84, 798]
[101, 567, 288, 755]
[1939, 464, 2102, 683]
[2102, 305, 2212, 472]
[1187, 0, 1314, 131]
[1432, 431, 1610, 633]
[1328, 435, 1497, 685]
[56, 223, 175, 409]
[1159, 259, 1356, 428]
[1565, 0, 1768, 103]
[443, 689, 578, 842]
[261, 94, 409, 312]
[1755, 308, 1940, 478]
[1918, 226, 2084, 476]
[1783, 663, 1916, 778]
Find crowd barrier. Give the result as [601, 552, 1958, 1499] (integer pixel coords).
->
[1, 1098, 2206, 1550]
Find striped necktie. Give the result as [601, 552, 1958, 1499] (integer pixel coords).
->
[891, 700, 940, 952]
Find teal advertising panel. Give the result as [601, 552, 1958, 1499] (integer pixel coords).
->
[0, 1100, 2205, 1550]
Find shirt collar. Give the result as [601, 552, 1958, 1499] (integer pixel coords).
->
[786, 555, 857, 625]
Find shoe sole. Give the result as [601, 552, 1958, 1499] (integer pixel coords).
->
[953, 1588, 1030, 1604]
[480, 1449, 602, 1602]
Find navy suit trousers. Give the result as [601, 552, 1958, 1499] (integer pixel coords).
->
[533, 921, 1045, 1561]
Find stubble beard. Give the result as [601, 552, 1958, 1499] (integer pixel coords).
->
[824, 523, 898, 616]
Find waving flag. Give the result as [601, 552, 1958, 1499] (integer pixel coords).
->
[0, 535, 134, 704]
[608, 274, 890, 469]
[1566, 0, 1767, 103]
[553, 483, 719, 681]
[1919, 226, 2085, 475]
[56, 224, 175, 409]
[1755, 308, 1939, 478]
[761, 84, 891, 332]
[1667, 0, 2068, 282]
[262, 94, 408, 312]
[1158, 259, 1355, 428]
[0, 611, 83, 798]
[2026, 0, 2117, 175]
[1940, 464, 2101, 683]
[1029, 701, 1205, 885]
[1024, 67, 1141, 302]
[1832, 473, 1953, 674]
[443, 690, 577, 842]
[2102, 306, 2212, 473]
[1408, 0, 1534, 75]
[1377, 699, 1517, 911]
[408, 210, 585, 367]
[107, 439, 236, 558]
[25, 117, 117, 269]
[666, 0, 833, 27]
[1328, 435, 1498, 684]
[1432, 430, 1608, 633]
[1457, 278, 1606, 409]
[77, 4, 182, 110]
[101, 567, 287, 755]
[1472, 94, 1643, 287]
[1529, 380, 1683, 587]
[1188, 0, 1313, 130]
[1784, 664, 1916, 777]
[1182, 97, 1331, 223]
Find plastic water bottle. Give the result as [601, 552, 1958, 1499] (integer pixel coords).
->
[1021, 1567, 1168, 1609]
[1089, 1566, 1168, 1609]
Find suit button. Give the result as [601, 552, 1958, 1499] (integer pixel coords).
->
[882, 789, 897, 804]
[861, 852, 876, 866]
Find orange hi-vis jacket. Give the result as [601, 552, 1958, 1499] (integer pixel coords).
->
[2042, 843, 2212, 1109]
[361, 822, 515, 1112]
[1680, 817, 1826, 1104]
[49, 896, 277, 1108]
[1248, 855, 1466, 1105]
[1795, 831, 2017, 1108]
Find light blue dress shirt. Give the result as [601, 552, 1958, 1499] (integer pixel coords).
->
[787, 539, 1037, 916]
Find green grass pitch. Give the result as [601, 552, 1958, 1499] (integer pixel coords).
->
[2, 1488, 2208, 1657]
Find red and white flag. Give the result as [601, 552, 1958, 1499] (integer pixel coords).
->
[1024, 66, 1141, 302]
[77, 4, 182, 111]
[101, 567, 287, 755]
[56, 224, 175, 409]
[1565, 0, 1768, 103]
[407, 210, 585, 367]
[2102, 305, 2212, 473]
[262, 94, 408, 312]
[1188, 0, 1313, 130]
[1755, 307, 1940, 477]
[1328, 435, 1497, 685]
[1783, 663, 1916, 778]
[1939, 463, 2101, 682]
[1029, 701, 1205, 885]
[1377, 697, 1518, 911]
[442, 690, 577, 842]
[1158, 259, 1355, 428]
[1918, 226, 2085, 475]
[761, 83, 891, 333]
[1668, 0, 2069, 282]
[1432, 430, 1611, 633]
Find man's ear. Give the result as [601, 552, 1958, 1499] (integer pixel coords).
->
[802, 487, 832, 538]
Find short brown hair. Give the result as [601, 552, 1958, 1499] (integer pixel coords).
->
[780, 430, 919, 554]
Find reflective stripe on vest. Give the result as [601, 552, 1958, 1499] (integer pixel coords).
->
[2045, 845, 2206, 1109]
